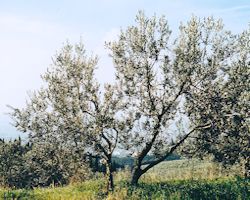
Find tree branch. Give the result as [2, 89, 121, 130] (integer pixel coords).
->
[137, 80, 186, 166]
[141, 123, 211, 174]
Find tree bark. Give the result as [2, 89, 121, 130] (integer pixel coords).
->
[244, 157, 250, 178]
[105, 157, 114, 192]
[129, 123, 211, 186]
[131, 167, 143, 186]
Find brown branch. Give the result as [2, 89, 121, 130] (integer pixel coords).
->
[101, 132, 112, 151]
[141, 123, 211, 174]
[137, 80, 186, 166]
[137, 115, 162, 164]
[96, 143, 110, 159]
[90, 98, 99, 112]
[110, 127, 119, 155]
[162, 80, 186, 115]
[80, 107, 95, 117]
[146, 61, 156, 112]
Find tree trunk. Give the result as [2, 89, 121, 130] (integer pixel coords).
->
[105, 158, 114, 192]
[244, 157, 249, 178]
[94, 156, 99, 172]
[131, 167, 143, 186]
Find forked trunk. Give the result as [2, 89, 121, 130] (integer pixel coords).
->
[131, 167, 143, 186]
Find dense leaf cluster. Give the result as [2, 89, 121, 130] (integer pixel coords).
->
[0, 138, 91, 188]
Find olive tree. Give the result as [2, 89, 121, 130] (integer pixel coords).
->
[107, 12, 236, 185]
[10, 42, 123, 191]
[181, 26, 250, 178]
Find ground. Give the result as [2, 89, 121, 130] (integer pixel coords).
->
[1, 159, 249, 200]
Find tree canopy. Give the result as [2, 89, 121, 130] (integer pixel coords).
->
[8, 12, 250, 191]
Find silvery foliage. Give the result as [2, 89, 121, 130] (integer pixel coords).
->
[107, 11, 176, 158]
[107, 12, 246, 180]
[10, 42, 123, 167]
[181, 25, 249, 176]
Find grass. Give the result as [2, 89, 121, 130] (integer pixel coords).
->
[120, 178, 249, 200]
[1, 159, 249, 200]
[0, 180, 105, 200]
[140, 159, 241, 182]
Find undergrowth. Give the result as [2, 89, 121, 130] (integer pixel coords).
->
[1, 160, 249, 200]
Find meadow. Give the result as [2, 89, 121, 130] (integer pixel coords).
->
[1, 159, 249, 200]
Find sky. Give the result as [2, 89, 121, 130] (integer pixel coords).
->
[0, 0, 249, 139]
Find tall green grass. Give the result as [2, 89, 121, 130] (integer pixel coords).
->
[1, 178, 248, 200]
[1, 159, 248, 200]
[140, 159, 241, 182]
[111, 177, 249, 200]
[0, 180, 105, 200]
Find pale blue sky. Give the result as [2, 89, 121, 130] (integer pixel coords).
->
[0, 0, 249, 139]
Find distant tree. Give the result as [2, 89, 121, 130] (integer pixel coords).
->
[0, 137, 31, 188]
[107, 12, 237, 185]
[180, 26, 250, 178]
[9, 42, 123, 191]
[0, 136, 92, 188]
[24, 141, 91, 187]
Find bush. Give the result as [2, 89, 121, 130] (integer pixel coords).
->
[0, 138, 92, 188]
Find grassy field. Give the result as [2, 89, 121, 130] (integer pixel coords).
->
[1, 159, 249, 200]
[140, 159, 241, 182]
